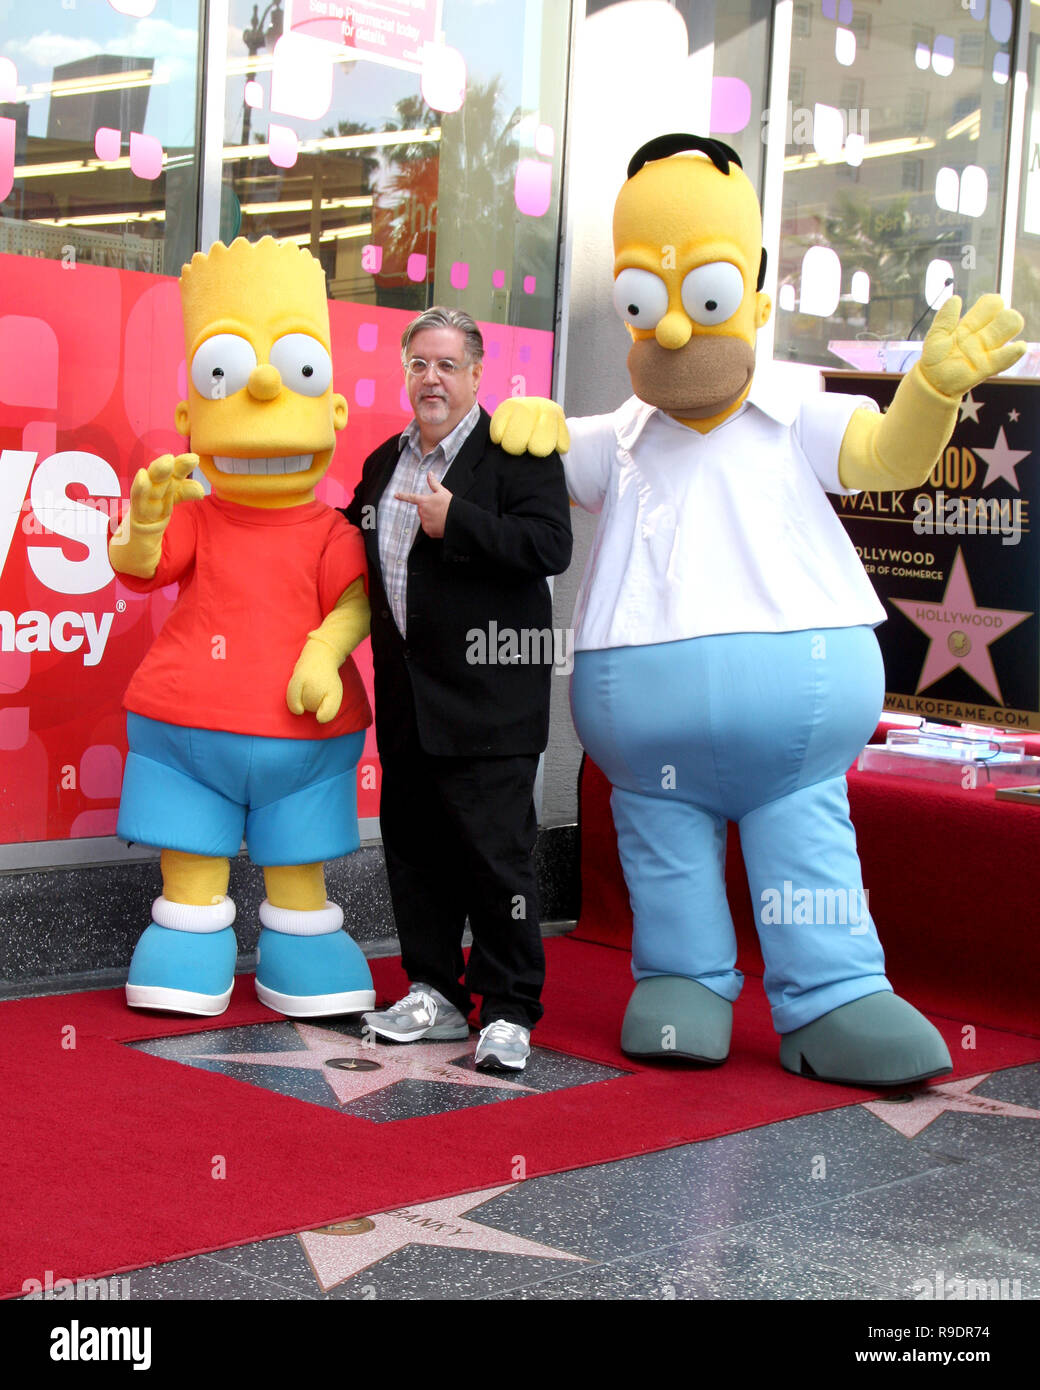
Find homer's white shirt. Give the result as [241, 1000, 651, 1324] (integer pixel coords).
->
[563, 376, 886, 652]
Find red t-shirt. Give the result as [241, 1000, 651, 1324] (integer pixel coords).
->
[120, 495, 372, 740]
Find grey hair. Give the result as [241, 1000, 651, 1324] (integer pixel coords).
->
[401, 306, 484, 364]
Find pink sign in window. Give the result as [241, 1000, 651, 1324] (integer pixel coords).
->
[515, 160, 552, 218]
[268, 124, 299, 170]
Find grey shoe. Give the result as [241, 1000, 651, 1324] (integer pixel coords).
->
[475, 1019, 531, 1071]
[361, 985, 470, 1042]
[779, 991, 953, 1087]
[620, 976, 732, 1063]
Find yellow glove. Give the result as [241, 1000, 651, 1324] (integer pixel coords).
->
[109, 453, 204, 578]
[918, 293, 1025, 398]
[286, 576, 369, 724]
[490, 396, 570, 457]
[839, 294, 1025, 492]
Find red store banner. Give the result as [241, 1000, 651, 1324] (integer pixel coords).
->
[0, 252, 553, 847]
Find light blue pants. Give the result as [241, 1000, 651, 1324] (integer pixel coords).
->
[570, 628, 891, 1032]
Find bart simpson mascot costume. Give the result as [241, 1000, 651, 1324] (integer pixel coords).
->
[492, 135, 1026, 1086]
[109, 236, 376, 1019]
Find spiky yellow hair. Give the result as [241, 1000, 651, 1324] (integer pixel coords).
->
[179, 237, 330, 355]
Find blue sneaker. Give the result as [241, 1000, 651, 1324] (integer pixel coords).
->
[126, 922, 238, 1016]
[255, 928, 376, 1017]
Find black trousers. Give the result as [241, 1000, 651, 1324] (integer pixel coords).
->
[377, 707, 545, 1031]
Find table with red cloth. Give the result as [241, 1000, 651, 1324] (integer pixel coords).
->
[576, 726, 1040, 1038]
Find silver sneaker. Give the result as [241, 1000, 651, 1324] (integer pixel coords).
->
[361, 985, 469, 1043]
[475, 1019, 531, 1071]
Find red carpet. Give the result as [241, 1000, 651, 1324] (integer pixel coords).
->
[576, 756, 1040, 1037]
[4, 934, 1040, 1297]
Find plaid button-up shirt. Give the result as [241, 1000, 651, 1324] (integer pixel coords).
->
[377, 402, 481, 637]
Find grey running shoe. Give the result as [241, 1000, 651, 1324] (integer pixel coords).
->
[475, 1019, 531, 1071]
[361, 985, 469, 1042]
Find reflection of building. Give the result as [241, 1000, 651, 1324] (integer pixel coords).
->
[371, 159, 438, 307]
[0, 218, 163, 272]
[778, 1, 1012, 365]
[2, 48, 187, 272]
[0, 98, 29, 218]
[0, 99, 29, 157]
[45, 55, 153, 143]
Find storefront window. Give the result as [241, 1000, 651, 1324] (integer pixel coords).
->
[774, 0, 1015, 369]
[219, 0, 570, 331]
[705, 0, 772, 196]
[0, 0, 571, 856]
[0, 0, 203, 274]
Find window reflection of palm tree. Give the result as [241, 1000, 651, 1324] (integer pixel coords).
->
[778, 193, 939, 362]
[372, 94, 441, 309]
[437, 76, 556, 329]
[375, 79, 530, 314]
[437, 76, 520, 240]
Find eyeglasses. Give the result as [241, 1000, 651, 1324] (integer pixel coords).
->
[404, 357, 468, 377]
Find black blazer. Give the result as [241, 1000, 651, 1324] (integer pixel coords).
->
[343, 407, 572, 757]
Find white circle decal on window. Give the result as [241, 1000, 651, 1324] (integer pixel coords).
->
[958, 165, 988, 218]
[934, 166, 960, 213]
[924, 261, 955, 312]
[813, 103, 845, 160]
[835, 29, 856, 67]
[799, 247, 842, 318]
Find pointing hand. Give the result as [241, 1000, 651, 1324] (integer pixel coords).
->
[395, 472, 453, 538]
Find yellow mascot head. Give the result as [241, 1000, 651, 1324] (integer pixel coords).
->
[175, 236, 348, 507]
[612, 135, 772, 427]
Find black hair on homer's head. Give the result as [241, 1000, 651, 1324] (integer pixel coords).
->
[626, 133, 742, 180]
[625, 133, 767, 292]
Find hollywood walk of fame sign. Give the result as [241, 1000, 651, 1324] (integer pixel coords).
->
[825, 374, 1040, 729]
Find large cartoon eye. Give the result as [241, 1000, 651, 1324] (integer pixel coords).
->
[612, 269, 669, 330]
[680, 262, 745, 326]
[190, 334, 257, 400]
[270, 334, 333, 397]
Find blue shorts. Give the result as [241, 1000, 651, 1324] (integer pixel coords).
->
[118, 713, 364, 866]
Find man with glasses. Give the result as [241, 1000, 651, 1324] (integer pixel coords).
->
[343, 307, 572, 1070]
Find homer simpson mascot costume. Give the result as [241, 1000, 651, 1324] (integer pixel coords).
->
[108, 236, 376, 1020]
[492, 135, 1026, 1087]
